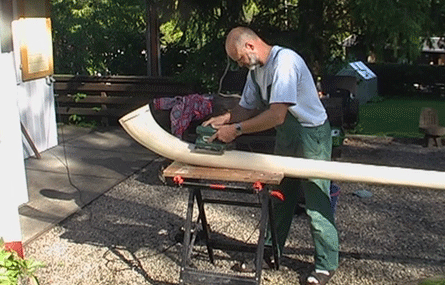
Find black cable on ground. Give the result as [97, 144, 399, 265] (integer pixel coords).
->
[54, 95, 178, 282]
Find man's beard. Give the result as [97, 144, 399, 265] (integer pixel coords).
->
[247, 53, 260, 70]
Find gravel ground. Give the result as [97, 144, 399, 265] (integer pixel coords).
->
[25, 136, 445, 285]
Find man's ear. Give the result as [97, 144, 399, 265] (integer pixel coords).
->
[244, 41, 255, 51]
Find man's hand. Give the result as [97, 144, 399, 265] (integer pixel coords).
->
[202, 112, 237, 143]
[208, 124, 238, 143]
[202, 112, 231, 128]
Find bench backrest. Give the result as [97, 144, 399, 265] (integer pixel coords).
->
[419, 107, 440, 129]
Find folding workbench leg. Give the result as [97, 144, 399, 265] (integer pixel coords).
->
[254, 191, 270, 284]
[268, 198, 280, 270]
[195, 188, 215, 264]
[181, 189, 195, 270]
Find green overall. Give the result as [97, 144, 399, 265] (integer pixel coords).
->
[267, 112, 339, 271]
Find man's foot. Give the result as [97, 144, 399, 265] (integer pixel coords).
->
[306, 269, 335, 285]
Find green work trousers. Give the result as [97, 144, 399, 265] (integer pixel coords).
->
[266, 112, 339, 271]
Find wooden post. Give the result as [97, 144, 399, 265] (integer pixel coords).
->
[100, 91, 109, 127]
[145, 2, 160, 77]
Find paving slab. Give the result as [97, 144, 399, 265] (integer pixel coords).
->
[20, 125, 158, 245]
[57, 124, 96, 143]
[61, 126, 151, 154]
[25, 145, 153, 178]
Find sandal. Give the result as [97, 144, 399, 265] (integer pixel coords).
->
[306, 270, 335, 285]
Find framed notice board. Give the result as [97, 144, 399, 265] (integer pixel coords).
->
[14, 17, 54, 81]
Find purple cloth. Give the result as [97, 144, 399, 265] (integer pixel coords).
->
[153, 94, 213, 138]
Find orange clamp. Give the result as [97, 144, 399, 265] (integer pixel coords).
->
[173, 175, 184, 185]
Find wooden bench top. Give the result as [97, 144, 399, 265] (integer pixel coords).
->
[163, 161, 284, 185]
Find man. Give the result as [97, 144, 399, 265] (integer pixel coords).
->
[203, 26, 338, 285]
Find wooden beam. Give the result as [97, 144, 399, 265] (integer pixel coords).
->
[55, 95, 151, 105]
[57, 107, 128, 117]
[54, 82, 193, 94]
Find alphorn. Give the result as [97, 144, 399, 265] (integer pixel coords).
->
[119, 104, 445, 190]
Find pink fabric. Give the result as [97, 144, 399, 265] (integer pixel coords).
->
[153, 94, 213, 138]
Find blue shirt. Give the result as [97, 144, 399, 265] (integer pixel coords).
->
[239, 46, 327, 127]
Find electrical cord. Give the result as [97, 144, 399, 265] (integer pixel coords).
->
[217, 55, 231, 95]
[55, 97, 121, 243]
[54, 95, 179, 281]
[217, 56, 242, 98]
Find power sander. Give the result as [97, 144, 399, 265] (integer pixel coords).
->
[194, 125, 232, 154]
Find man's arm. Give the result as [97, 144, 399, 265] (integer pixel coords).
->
[209, 103, 290, 143]
[228, 105, 262, 123]
[202, 104, 259, 127]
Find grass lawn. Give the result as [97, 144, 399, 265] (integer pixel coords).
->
[350, 96, 445, 138]
[418, 277, 445, 285]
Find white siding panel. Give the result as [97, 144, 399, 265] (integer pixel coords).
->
[16, 77, 57, 158]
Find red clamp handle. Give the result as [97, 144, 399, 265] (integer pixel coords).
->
[173, 175, 184, 185]
[270, 190, 285, 201]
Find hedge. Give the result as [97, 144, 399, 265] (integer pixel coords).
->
[368, 63, 445, 98]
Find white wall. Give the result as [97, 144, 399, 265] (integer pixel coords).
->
[0, 52, 28, 242]
[16, 78, 57, 158]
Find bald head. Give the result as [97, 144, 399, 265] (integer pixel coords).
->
[225, 27, 271, 69]
[225, 27, 259, 51]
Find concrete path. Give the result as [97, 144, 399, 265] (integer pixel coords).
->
[20, 125, 158, 245]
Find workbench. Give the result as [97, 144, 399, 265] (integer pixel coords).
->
[163, 161, 285, 285]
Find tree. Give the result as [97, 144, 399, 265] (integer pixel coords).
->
[423, 0, 445, 51]
[159, 0, 254, 91]
[51, 0, 445, 88]
[51, 0, 147, 75]
[348, 0, 438, 63]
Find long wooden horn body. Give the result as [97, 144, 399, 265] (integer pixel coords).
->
[119, 104, 445, 190]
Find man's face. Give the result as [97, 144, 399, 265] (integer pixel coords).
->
[228, 44, 260, 70]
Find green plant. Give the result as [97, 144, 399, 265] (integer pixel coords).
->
[68, 93, 87, 125]
[72, 93, 87, 103]
[68, 113, 84, 125]
[0, 238, 44, 285]
[76, 120, 98, 128]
